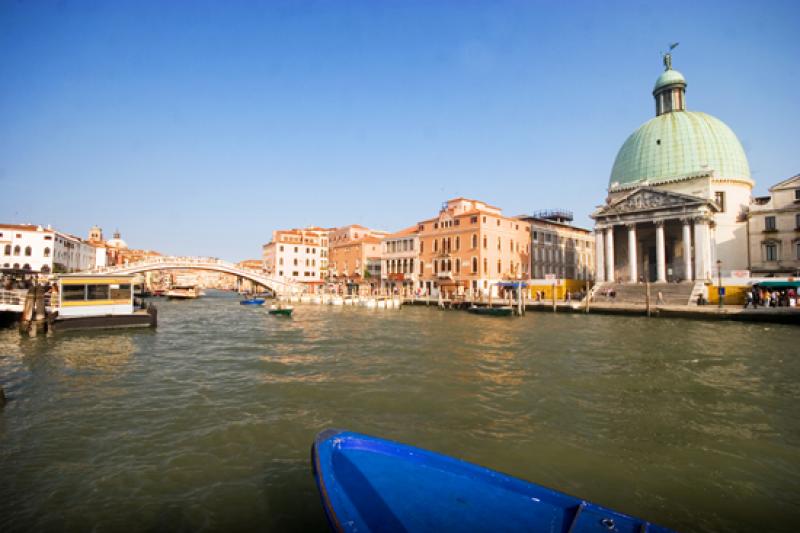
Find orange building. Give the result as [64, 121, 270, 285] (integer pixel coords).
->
[328, 225, 387, 294]
[417, 198, 530, 297]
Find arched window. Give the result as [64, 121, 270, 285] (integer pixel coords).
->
[3, 244, 10, 255]
[13, 263, 20, 269]
[483, 258, 488, 274]
[24, 246, 32, 256]
[22, 263, 31, 270]
[472, 257, 478, 273]
[44, 247, 50, 257]
[41, 264, 51, 273]
[433, 239, 438, 252]
[455, 236, 460, 251]
[13, 245, 20, 256]
[471, 234, 477, 249]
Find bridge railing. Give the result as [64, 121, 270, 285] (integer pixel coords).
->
[89, 256, 305, 293]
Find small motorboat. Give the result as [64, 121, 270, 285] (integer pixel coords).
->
[311, 430, 673, 533]
[268, 304, 293, 316]
[240, 297, 265, 306]
[467, 305, 514, 317]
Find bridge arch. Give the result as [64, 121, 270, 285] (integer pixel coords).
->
[88, 257, 304, 295]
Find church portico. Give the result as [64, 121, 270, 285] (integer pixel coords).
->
[592, 188, 717, 282]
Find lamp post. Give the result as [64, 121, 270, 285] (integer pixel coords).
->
[717, 259, 723, 308]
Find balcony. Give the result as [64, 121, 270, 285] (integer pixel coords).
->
[437, 271, 453, 280]
[762, 228, 778, 233]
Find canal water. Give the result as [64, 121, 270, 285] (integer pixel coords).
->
[1, 290, 798, 532]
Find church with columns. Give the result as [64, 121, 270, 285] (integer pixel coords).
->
[592, 53, 753, 283]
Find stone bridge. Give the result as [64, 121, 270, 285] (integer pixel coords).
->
[89, 257, 304, 295]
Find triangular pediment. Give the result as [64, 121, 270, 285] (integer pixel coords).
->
[594, 187, 713, 217]
[771, 174, 800, 191]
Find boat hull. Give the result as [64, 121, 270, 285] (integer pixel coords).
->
[269, 308, 293, 316]
[240, 299, 265, 306]
[50, 308, 157, 332]
[468, 306, 514, 317]
[312, 430, 673, 533]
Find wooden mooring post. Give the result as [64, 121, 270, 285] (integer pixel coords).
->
[19, 285, 49, 336]
[584, 280, 591, 314]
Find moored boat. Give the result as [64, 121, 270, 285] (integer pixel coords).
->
[311, 430, 673, 533]
[467, 305, 514, 316]
[49, 274, 157, 332]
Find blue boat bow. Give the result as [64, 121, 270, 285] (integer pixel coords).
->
[312, 429, 674, 533]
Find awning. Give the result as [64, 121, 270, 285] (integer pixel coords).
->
[496, 281, 529, 288]
[754, 281, 800, 288]
[438, 280, 468, 287]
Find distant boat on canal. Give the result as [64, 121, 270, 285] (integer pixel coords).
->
[165, 286, 201, 300]
[240, 297, 265, 306]
[268, 303, 293, 316]
[312, 430, 674, 533]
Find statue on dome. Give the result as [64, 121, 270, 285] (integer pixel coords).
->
[662, 42, 679, 70]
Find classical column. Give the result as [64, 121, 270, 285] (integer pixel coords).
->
[605, 226, 615, 282]
[682, 220, 693, 281]
[595, 229, 605, 282]
[627, 224, 638, 282]
[693, 218, 711, 280]
[655, 221, 666, 282]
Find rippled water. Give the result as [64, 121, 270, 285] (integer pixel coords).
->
[1, 290, 799, 532]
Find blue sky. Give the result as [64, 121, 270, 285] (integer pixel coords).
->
[1, 0, 798, 260]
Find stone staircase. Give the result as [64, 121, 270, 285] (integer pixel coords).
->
[594, 281, 696, 306]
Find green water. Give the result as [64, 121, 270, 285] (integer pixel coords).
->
[1, 290, 798, 532]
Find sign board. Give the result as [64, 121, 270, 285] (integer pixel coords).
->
[544, 274, 556, 280]
[718, 287, 726, 296]
[730, 270, 750, 279]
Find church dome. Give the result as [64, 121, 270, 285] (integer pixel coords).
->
[609, 64, 751, 190]
[106, 230, 128, 249]
[653, 68, 686, 92]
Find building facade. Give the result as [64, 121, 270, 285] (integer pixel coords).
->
[328, 225, 387, 294]
[518, 210, 595, 280]
[1, 224, 96, 274]
[748, 174, 800, 276]
[591, 54, 753, 283]
[417, 198, 530, 297]
[380, 226, 420, 294]
[262, 227, 329, 290]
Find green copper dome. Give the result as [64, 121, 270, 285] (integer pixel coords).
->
[653, 68, 686, 92]
[609, 111, 751, 189]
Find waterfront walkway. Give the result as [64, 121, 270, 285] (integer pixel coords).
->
[402, 296, 800, 324]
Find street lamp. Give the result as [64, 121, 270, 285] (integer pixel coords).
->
[717, 259, 723, 308]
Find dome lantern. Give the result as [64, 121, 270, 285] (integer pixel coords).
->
[653, 46, 686, 116]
